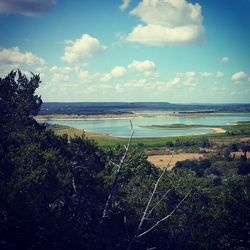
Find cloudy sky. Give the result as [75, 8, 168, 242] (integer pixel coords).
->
[0, 0, 249, 103]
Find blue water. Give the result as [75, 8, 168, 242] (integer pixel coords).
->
[44, 112, 250, 138]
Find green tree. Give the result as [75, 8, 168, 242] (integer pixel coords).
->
[0, 71, 107, 250]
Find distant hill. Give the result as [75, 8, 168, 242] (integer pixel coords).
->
[39, 102, 250, 115]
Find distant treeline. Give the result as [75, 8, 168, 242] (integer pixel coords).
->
[39, 102, 250, 115]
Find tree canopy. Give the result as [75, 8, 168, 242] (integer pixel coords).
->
[0, 70, 249, 250]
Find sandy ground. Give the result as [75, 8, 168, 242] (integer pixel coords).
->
[148, 153, 204, 169]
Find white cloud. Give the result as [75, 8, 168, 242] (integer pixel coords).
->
[144, 70, 159, 78]
[110, 66, 127, 77]
[126, 0, 204, 45]
[125, 78, 147, 88]
[199, 71, 224, 78]
[128, 59, 155, 71]
[0, 0, 56, 16]
[200, 72, 213, 77]
[0, 47, 46, 66]
[78, 70, 99, 83]
[50, 65, 79, 74]
[101, 66, 127, 81]
[221, 57, 230, 63]
[216, 71, 224, 78]
[49, 65, 79, 83]
[49, 65, 98, 84]
[177, 71, 196, 78]
[183, 78, 197, 86]
[168, 77, 181, 85]
[119, 0, 132, 11]
[34, 66, 47, 78]
[61, 34, 106, 63]
[176, 71, 197, 86]
[115, 83, 125, 93]
[35, 66, 47, 73]
[231, 71, 248, 82]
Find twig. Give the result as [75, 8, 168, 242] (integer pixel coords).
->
[146, 189, 171, 218]
[137, 190, 191, 238]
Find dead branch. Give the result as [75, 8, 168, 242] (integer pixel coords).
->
[127, 150, 174, 250]
[146, 188, 172, 219]
[137, 190, 191, 238]
[100, 120, 134, 223]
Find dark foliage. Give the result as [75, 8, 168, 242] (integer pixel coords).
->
[0, 71, 249, 250]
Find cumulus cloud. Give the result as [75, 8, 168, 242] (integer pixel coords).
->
[200, 72, 213, 77]
[0, 47, 46, 66]
[128, 59, 155, 71]
[61, 34, 106, 63]
[176, 71, 197, 86]
[49, 66, 77, 82]
[231, 71, 248, 82]
[126, 0, 204, 45]
[78, 70, 91, 81]
[0, 0, 56, 16]
[49, 65, 97, 84]
[128, 59, 157, 77]
[221, 57, 230, 63]
[168, 77, 181, 85]
[101, 66, 127, 81]
[119, 0, 132, 11]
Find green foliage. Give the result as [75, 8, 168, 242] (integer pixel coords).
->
[174, 158, 211, 177]
[0, 70, 249, 250]
[237, 156, 250, 175]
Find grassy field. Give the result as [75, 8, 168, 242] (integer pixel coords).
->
[50, 122, 250, 148]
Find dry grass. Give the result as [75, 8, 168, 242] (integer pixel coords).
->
[148, 153, 203, 169]
[230, 151, 250, 159]
[239, 137, 250, 142]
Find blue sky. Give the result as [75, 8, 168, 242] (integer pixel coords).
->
[0, 0, 249, 103]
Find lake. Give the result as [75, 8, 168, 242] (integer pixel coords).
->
[44, 111, 250, 138]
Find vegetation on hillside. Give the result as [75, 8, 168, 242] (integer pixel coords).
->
[0, 71, 250, 250]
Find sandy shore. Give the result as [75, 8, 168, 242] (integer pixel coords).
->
[209, 127, 226, 133]
[35, 114, 144, 121]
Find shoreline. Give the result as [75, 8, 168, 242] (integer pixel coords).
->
[52, 125, 226, 139]
[35, 114, 144, 121]
[35, 112, 250, 122]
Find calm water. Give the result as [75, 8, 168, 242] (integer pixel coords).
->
[44, 112, 250, 138]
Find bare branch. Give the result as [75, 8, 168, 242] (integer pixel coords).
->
[100, 120, 134, 223]
[137, 190, 191, 238]
[127, 150, 174, 250]
[110, 160, 119, 168]
[137, 150, 174, 231]
[146, 189, 172, 218]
